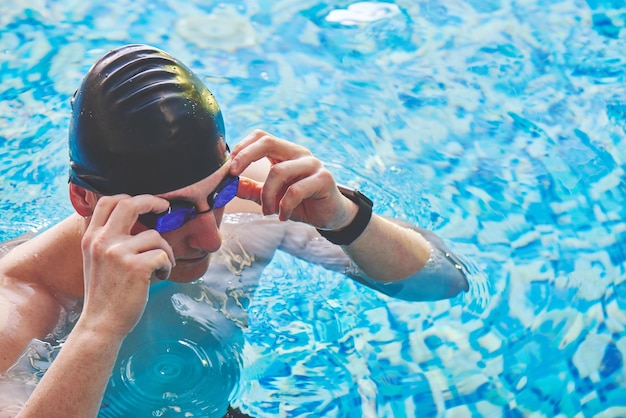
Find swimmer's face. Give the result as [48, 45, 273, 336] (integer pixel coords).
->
[132, 162, 233, 283]
[138, 175, 239, 233]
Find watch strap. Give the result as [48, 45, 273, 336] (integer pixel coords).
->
[317, 186, 373, 246]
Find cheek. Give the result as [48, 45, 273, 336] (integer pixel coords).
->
[213, 208, 225, 226]
[131, 222, 181, 246]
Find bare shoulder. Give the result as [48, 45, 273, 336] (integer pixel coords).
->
[0, 274, 62, 373]
[0, 216, 85, 296]
[0, 236, 63, 372]
[0, 218, 84, 373]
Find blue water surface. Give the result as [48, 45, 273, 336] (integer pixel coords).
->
[1, 0, 626, 416]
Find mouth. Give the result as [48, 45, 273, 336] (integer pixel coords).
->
[176, 253, 210, 264]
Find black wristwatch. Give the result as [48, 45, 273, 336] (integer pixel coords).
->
[317, 184, 373, 246]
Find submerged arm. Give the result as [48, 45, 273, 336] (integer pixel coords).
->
[16, 325, 123, 418]
[342, 217, 469, 301]
[230, 130, 469, 302]
[279, 216, 469, 302]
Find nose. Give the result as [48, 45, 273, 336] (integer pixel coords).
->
[184, 210, 222, 253]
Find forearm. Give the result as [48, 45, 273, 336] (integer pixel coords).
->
[343, 215, 469, 301]
[344, 214, 431, 282]
[17, 322, 123, 418]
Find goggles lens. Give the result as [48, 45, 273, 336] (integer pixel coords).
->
[211, 174, 240, 209]
[139, 175, 239, 233]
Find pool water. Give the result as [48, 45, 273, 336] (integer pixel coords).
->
[1, 0, 626, 416]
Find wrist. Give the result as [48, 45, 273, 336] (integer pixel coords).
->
[317, 185, 373, 246]
[73, 317, 130, 344]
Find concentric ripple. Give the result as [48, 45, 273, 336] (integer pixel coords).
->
[99, 282, 244, 417]
[122, 339, 213, 402]
[101, 338, 240, 417]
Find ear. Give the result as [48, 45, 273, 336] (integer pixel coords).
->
[69, 183, 98, 217]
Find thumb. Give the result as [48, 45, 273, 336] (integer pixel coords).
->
[236, 177, 263, 205]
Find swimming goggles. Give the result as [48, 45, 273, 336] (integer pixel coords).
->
[138, 174, 239, 233]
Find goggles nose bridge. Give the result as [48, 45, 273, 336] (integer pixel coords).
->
[138, 174, 239, 233]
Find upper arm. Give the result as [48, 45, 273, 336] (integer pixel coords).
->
[0, 280, 62, 373]
[279, 217, 469, 302]
[350, 217, 469, 301]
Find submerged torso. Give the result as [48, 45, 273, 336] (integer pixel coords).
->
[0, 213, 290, 416]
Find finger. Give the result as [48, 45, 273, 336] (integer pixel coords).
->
[134, 248, 173, 281]
[230, 131, 311, 176]
[97, 229, 176, 272]
[123, 232, 175, 280]
[105, 195, 170, 234]
[239, 157, 271, 183]
[230, 129, 274, 157]
[262, 157, 322, 215]
[132, 229, 176, 268]
[277, 173, 332, 221]
[236, 177, 263, 206]
[230, 129, 265, 156]
[89, 194, 131, 229]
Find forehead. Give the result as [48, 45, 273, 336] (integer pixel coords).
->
[158, 160, 231, 201]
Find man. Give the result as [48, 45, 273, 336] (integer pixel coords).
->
[0, 44, 468, 417]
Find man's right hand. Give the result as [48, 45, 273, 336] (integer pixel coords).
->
[78, 194, 175, 338]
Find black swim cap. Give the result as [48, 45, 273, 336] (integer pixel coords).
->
[69, 44, 228, 196]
